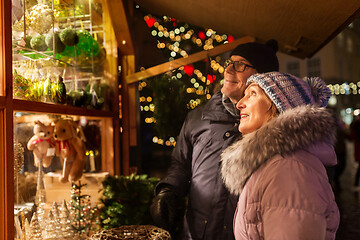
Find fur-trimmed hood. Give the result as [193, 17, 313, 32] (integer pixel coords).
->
[221, 105, 337, 195]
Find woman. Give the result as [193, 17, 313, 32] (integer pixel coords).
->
[221, 72, 340, 240]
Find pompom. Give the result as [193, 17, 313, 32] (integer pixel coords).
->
[305, 77, 331, 107]
[266, 39, 278, 53]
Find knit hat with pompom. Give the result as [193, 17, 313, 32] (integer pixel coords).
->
[246, 72, 331, 113]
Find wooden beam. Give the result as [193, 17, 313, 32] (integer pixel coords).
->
[126, 36, 255, 84]
[101, 118, 115, 175]
[12, 99, 114, 117]
[120, 55, 136, 175]
[105, 0, 134, 55]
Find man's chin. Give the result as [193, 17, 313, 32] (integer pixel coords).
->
[221, 91, 241, 103]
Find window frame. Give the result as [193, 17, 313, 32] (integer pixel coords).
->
[1, 0, 14, 238]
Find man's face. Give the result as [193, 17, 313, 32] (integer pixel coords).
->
[221, 55, 257, 103]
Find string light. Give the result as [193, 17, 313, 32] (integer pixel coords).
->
[139, 14, 231, 146]
[327, 83, 360, 95]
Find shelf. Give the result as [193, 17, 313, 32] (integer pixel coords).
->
[13, 99, 114, 118]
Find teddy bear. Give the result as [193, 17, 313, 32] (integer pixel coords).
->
[52, 119, 86, 183]
[27, 120, 56, 168]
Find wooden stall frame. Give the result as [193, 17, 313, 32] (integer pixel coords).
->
[125, 36, 255, 84]
[106, 0, 136, 175]
[1, 0, 14, 237]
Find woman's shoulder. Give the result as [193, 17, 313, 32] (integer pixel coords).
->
[248, 151, 333, 204]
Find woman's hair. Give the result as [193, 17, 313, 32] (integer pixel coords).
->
[268, 101, 279, 119]
[261, 88, 279, 121]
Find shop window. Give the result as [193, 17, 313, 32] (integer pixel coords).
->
[13, 112, 109, 237]
[307, 58, 321, 77]
[10, 0, 120, 239]
[286, 61, 300, 77]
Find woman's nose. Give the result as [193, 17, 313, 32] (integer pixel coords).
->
[236, 99, 244, 110]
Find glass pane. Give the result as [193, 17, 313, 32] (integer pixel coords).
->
[14, 112, 107, 239]
[12, 0, 113, 111]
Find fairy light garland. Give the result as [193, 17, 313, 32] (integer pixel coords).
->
[141, 13, 234, 146]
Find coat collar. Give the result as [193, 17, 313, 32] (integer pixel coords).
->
[221, 105, 336, 195]
[202, 91, 239, 122]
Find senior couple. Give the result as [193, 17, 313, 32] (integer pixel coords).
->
[151, 39, 340, 240]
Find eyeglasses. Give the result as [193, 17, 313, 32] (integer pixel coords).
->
[224, 59, 255, 72]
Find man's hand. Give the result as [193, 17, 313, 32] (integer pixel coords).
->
[150, 187, 180, 231]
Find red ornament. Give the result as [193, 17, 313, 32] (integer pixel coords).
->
[207, 74, 216, 83]
[184, 65, 194, 76]
[198, 31, 206, 41]
[227, 35, 234, 42]
[145, 17, 156, 28]
[171, 18, 177, 27]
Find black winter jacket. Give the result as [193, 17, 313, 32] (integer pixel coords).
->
[156, 91, 240, 240]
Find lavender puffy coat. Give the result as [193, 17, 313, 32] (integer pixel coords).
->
[221, 106, 340, 240]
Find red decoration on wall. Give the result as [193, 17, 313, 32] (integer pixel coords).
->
[198, 31, 206, 41]
[207, 74, 216, 83]
[184, 65, 194, 76]
[145, 17, 156, 28]
[227, 35, 234, 42]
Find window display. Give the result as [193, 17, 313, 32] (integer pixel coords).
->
[12, 0, 113, 111]
[14, 113, 108, 239]
[10, 0, 119, 239]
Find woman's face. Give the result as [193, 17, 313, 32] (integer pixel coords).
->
[236, 83, 274, 135]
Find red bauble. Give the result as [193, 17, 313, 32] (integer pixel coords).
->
[198, 31, 206, 41]
[145, 17, 156, 28]
[207, 74, 216, 83]
[227, 35, 234, 42]
[184, 65, 194, 76]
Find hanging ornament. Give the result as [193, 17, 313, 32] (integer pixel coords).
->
[60, 28, 79, 46]
[227, 35, 234, 42]
[145, 16, 156, 28]
[60, 45, 76, 57]
[184, 65, 194, 76]
[207, 74, 216, 83]
[171, 17, 178, 27]
[76, 29, 100, 58]
[198, 31, 206, 41]
[28, 3, 54, 34]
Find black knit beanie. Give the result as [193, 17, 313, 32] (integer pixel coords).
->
[230, 39, 279, 73]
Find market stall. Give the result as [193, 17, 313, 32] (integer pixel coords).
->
[1, 0, 360, 239]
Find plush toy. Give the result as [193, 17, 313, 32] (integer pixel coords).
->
[27, 120, 56, 168]
[52, 119, 86, 183]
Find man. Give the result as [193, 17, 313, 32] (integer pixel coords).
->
[151, 40, 279, 239]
